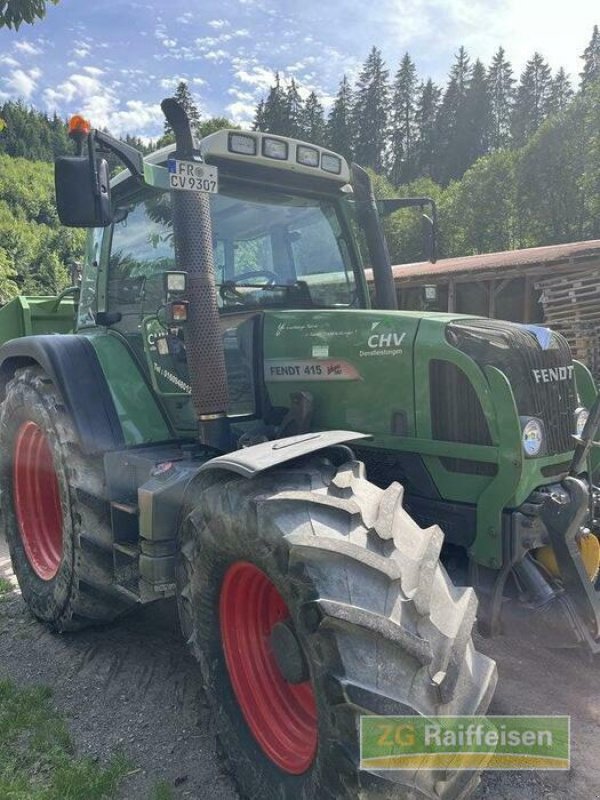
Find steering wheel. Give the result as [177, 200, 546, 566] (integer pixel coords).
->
[232, 270, 280, 285]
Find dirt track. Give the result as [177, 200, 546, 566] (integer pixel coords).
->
[1, 534, 599, 800]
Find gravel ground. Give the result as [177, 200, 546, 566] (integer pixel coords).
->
[1, 534, 599, 800]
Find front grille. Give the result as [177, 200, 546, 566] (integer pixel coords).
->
[429, 359, 492, 446]
[447, 319, 577, 455]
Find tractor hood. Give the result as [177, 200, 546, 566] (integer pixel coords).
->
[263, 308, 455, 443]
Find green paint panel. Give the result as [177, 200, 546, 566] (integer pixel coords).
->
[263, 309, 420, 441]
[86, 331, 172, 445]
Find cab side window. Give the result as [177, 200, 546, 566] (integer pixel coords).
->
[107, 194, 175, 333]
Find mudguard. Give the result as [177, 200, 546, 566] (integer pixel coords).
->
[199, 430, 370, 478]
[0, 335, 124, 454]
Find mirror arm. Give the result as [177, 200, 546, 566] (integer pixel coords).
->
[93, 129, 145, 180]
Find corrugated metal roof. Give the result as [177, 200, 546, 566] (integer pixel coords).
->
[379, 239, 600, 284]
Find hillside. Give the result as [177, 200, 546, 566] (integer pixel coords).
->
[0, 153, 84, 302]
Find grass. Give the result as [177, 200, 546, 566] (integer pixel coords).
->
[0, 577, 13, 596]
[0, 679, 129, 799]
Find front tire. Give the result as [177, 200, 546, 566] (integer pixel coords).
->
[0, 366, 135, 631]
[176, 457, 497, 800]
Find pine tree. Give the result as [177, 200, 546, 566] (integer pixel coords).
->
[414, 79, 441, 178]
[163, 81, 201, 137]
[253, 99, 266, 131]
[351, 47, 390, 172]
[326, 75, 353, 161]
[261, 72, 288, 135]
[435, 46, 473, 183]
[511, 53, 552, 146]
[285, 78, 303, 138]
[580, 24, 600, 92]
[463, 59, 491, 165]
[548, 68, 574, 115]
[389, 52, 418, 185]
[488, 47, 514, 150]
[300, 91, 325, 144]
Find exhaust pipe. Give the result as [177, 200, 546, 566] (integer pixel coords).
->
[161, 98, 230, 451]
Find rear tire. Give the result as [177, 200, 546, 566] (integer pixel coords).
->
[0, 366, 136, 631]
[176, 457, 497, 800]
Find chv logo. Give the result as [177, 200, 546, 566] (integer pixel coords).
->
[367, 321, 406, 350]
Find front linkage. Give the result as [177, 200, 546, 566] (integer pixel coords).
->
[479, 389, 600, 652]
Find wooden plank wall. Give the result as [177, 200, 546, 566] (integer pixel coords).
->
[536, 267, 600, 378]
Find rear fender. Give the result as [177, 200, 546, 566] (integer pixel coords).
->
[0, 335, 124, 454]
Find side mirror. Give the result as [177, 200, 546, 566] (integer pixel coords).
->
[55, 155, 113, 227]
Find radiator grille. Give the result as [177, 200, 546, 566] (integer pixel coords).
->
[429, 359, 492, 446]
[446, 319, 577, 455]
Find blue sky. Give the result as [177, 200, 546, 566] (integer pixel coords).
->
[0, 0, 598, 138]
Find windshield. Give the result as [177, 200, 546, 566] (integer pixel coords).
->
[106, 185, 359, 323]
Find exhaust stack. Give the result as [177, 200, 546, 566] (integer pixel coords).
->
[161, 98, 230, 451]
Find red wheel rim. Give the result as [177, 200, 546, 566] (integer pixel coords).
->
[13, 421, 63, 581]
[219, 561, 318, 774]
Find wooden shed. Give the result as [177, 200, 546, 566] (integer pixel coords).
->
[369, 240, 600, 378]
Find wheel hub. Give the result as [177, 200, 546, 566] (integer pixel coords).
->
[219, 561, 318, 774]
[270, 620, 310, 684]
[13, 421, 63, 581]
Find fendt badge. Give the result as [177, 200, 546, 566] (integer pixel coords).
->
[532, 366, 574, 383]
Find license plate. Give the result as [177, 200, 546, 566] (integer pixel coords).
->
[167, 159, 219, 193]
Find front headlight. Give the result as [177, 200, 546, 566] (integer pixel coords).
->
[575, 407, 589, 438]
[521, 418, 544, 457]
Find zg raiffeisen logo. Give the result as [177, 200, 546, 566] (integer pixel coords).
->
[360, 716, 570, 771]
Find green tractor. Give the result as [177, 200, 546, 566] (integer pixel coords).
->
[0, 97, 593, 797]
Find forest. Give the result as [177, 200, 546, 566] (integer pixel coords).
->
[0, 24, 599, 302]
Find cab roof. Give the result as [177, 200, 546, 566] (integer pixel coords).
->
[111, 128, 351, 191]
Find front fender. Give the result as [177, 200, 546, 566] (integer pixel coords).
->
[199, 430, 370, 478]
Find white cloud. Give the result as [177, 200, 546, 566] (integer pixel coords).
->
[159, 75, 190, 90]
[208, 19, 229, 29]
[14, 41, 42, 56]
[83, 66, 104, 77]
[176, 12, 193, 24]
[43, 70, 162, 137]
[0, 55, 19, 67]
[203, 49, 230, 62]
[234, 65, 275, 91]
[225, 100, 256, 126]
[375, 0, 597, 80]
[105, 100, 163, 137]
[4, 68, 40, 99]
[227, 87, 255, 100]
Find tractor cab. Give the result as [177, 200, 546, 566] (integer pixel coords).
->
[66, 128, 384, 432]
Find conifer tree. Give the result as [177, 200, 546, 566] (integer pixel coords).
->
[580, 24, 600, 92]
[300, 91, 325, 144]
[163, 81, 201, 137]
[511, 53, 553, 146]
[389, 52, 418, 185]
[351, 47, 390, 172]
[548, 67, 574, 114]
[414, 79, 441, 178]
[326, 75, 354, 161]
[488, 47, 514, 150]
[253, 99, 266, 131]
[262, 72, 288, 134]
[435, 46, 472, 183]
[285, 78, 303, 138]
[464, 59, 491, 165]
